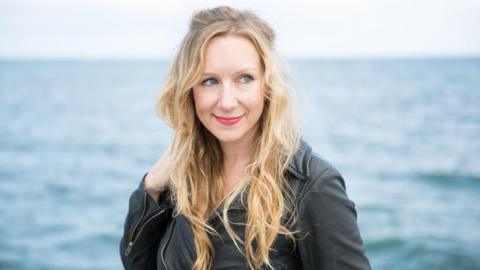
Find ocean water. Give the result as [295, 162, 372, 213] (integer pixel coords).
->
[0, 58, 479, 270]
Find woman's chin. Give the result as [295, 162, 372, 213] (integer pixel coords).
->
[214, 134, 242, 144]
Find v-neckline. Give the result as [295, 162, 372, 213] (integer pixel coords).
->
[206, 190, 248, 224]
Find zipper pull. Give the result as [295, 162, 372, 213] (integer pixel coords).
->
[125, 241, 134, 256]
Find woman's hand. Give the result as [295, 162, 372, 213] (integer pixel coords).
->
[144, 152, 171, 203]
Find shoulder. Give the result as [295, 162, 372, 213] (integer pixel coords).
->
[287, 139, 346, 198]
[289, 142, 371, 269]
[288, 141, 356, 228]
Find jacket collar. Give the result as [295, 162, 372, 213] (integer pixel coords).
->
[206, 139, 312, 222]
[286, 139, 311, 181]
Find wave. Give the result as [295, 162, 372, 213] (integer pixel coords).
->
[411, 171, 480, 187]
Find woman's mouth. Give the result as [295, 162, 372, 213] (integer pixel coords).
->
[214, 115, 244, 126]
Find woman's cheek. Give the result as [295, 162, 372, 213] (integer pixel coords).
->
[194, 89, 218, 111]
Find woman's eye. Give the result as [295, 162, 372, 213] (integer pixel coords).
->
[239, 75, 253, 84]
[201, 78, 218, 86]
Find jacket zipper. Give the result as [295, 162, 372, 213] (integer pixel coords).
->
[125, 191, 166, 256]
[161, 218, 176, 270]
[125, 191, 148, 256]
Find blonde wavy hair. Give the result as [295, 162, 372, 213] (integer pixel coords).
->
[155, 6, 300, 270]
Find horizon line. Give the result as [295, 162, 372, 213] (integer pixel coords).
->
[1, 54, 479, 62]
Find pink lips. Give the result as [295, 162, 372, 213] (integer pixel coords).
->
[214, 115, 243, 126]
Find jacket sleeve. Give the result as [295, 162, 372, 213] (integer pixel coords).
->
[119, 173, 173, 270]
[296, 166, 371, 270]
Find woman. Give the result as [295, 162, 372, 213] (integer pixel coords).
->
[119, 6, 370, 270]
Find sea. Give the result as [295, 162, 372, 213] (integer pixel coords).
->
[0, 58, 479, 270]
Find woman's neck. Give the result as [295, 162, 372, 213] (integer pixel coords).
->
[220, 126, 257, 169]
[219, 129, 258, 195]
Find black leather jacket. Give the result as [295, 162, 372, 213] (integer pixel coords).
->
[119, 141, 371, 269]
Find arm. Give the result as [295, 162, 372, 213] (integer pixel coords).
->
[119, 173, 173, 270]
[297, 167, 371, 270]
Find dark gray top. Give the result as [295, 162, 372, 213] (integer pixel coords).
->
[120, 140, 371, 269]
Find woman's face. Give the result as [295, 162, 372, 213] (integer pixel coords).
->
[192, 35, 265, 146]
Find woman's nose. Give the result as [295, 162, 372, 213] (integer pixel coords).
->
[218, 82, 238, 111]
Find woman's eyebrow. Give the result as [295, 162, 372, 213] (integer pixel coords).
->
[201, 68, 259, 77]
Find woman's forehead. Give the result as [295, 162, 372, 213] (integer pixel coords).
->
[202, 35, 262, 75]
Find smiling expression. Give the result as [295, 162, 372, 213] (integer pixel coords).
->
[192, 35, 265, 146]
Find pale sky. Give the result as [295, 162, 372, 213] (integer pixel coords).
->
[1, 0, 479, 59]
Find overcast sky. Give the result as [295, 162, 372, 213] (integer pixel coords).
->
[1, 0, 479, 59]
